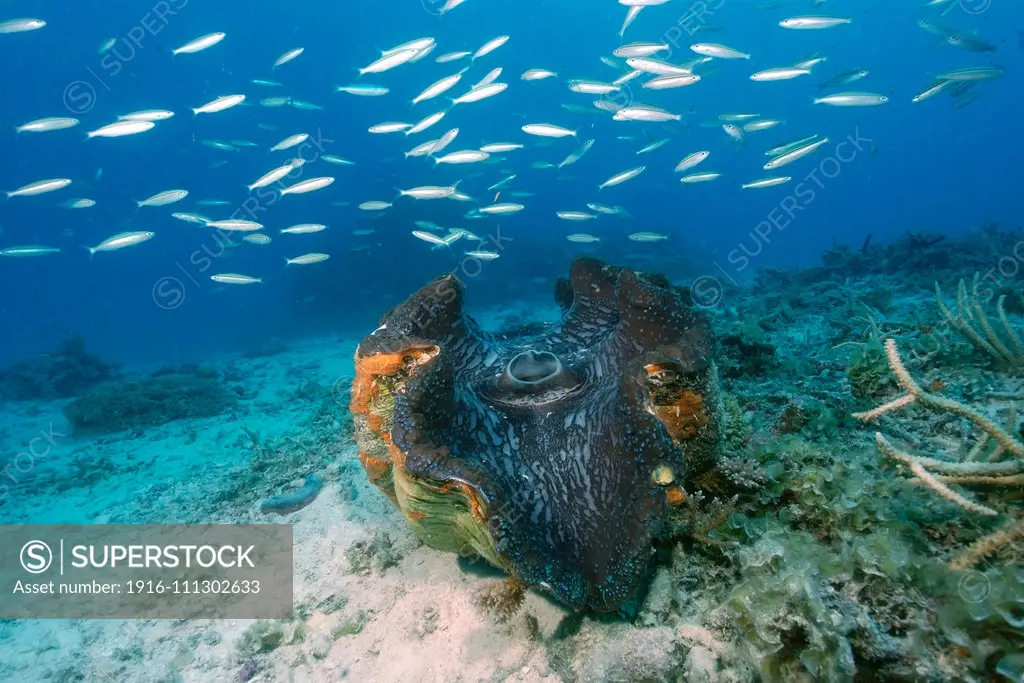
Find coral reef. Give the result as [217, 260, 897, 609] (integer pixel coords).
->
[62, 364, 238, 434]
[817, 223, 1022, 285]
[0, 335, 116, 400]
[9, 229, 1024, 682]
[350, 257, 721, 612]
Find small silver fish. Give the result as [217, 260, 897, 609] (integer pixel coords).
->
[211, 273, 262, 284]
[557, 211, 597, 221]
[16, 117, 80, 133]
[1, 245, 61, 257]
[88, 231, 155, 254]
[286, 253, 330, 265]
[279, 177, 335, 196]
[137, 189, 188, 207]
[813, 92, 888, 107]
[280, 224, 327, 234]
[273, 47, 304, 68]
[172, 32, 225, 55]
[598, 166, 645, 190]
[7, 178, 72, 198]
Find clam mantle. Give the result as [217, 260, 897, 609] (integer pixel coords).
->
[350, 257, 721, 611]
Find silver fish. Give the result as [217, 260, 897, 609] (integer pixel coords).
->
[286, 253, 330, 265]
[192, 94, 245, 114]
[7, 178, 72, 197]
[413, 71, 466, 104]
[690, 43, 750, 59]
[557, 211, 597, 221]
[270, 133, 309, 151]
[206, 220, 263, 231]
[172, 32, 225, 55]
[248, 163, 300, 191]
[279, 177, 335, 196]
[137, 189, 188, 207]
[741, 176, 791, 189]
[359, 47, 422, 76]
[559, 139, 595, 168]
[86, 120, 155, 138]
[398, 185, 458, 199]
[273, 47, 304, 68]
[280, 224, 327, 234]
[750, 67, 810, 82]
[451, 82, 508, 104]
[434, 150, 490, 164]
[675, 151, 710, 172]
[613, 105, 680, 122]
[16, 117, 79, 133]
[406, 111, 446, 135]
[211, 273, 262, 284]
[599, 166, 645, 189]
[613, 42, 668, 58]
[1, 245, 61, 256]
[522, 123, 577, 138]
[779, 16, 852, 29]
[763, 137, 830, 170]
[472, 35, 509, 60]
[88, 231, 155, 253]
[479, 202, 524, 214]
[0, 18, 46, 34]
[813, 92, 888, 106]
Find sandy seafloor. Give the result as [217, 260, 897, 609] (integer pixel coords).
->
[0, 301, 737, 683]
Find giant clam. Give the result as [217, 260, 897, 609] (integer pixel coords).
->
[350, 257, 720, 611]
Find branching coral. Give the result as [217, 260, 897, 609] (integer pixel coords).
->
[853, 339, 1023, 568]
[935, 273, 1024, 367]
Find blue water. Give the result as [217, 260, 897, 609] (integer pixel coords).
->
[0, 0, 1021, 366]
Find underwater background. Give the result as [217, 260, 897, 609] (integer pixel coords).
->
[1, 0, 1024, 681]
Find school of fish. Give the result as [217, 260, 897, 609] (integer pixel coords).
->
[0, 2, 1006, 285]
